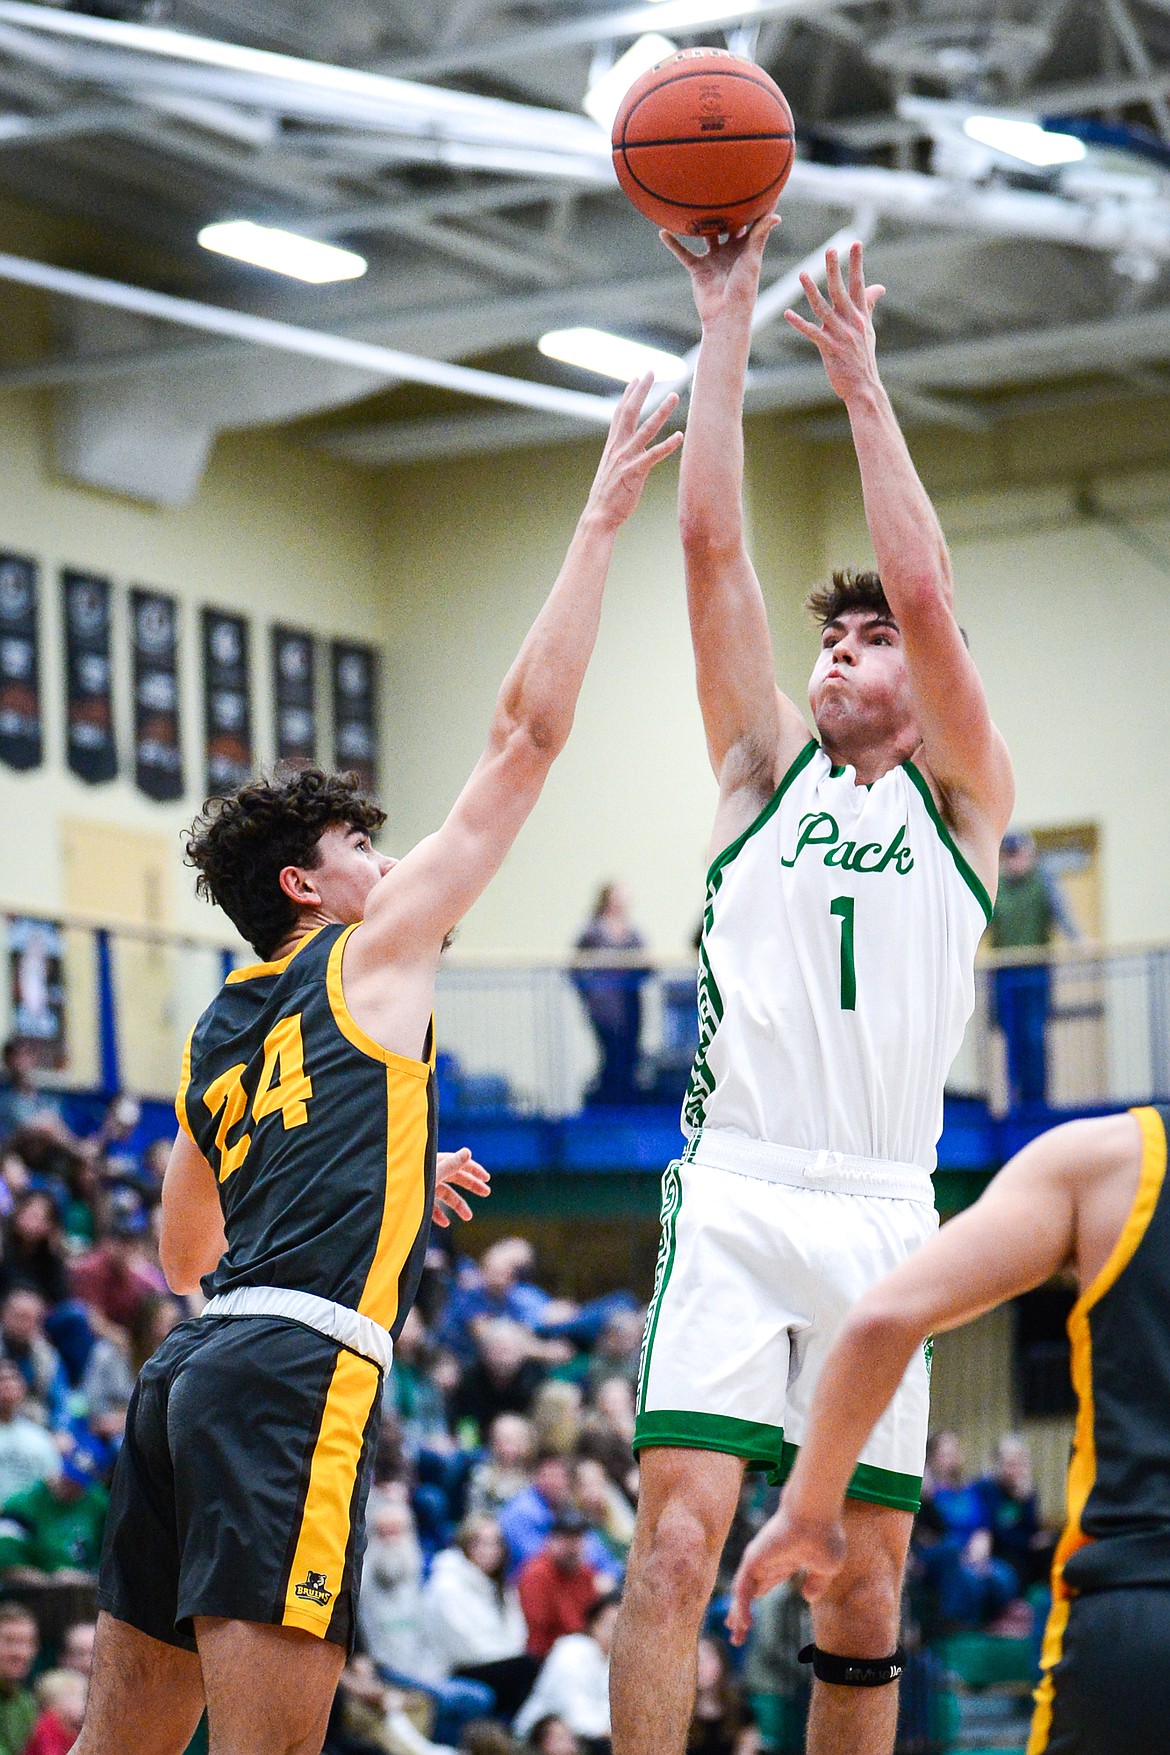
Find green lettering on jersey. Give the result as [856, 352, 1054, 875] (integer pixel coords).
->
[781, 812, 914, 876]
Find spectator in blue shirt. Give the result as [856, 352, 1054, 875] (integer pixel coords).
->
[498, 1454, 619, 1582]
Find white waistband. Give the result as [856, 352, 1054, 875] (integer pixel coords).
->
[200, 1287, 393, 1373]
[684, 1130, 934, 1203]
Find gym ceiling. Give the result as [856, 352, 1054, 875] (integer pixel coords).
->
[0, 0, 1168, 505]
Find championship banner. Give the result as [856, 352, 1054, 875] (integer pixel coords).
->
[202, 609, 253, 793]
[62, 570, 117, 785]
[8, 916, 66, 1068]
[131, 588, 184, 802]
[272, 624, 317, 768]
[331, 640, 378, 793]
[0, 553, 42, 772]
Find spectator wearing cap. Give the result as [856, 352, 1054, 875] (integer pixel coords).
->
[0, 1358, 57, 1506]
[68, 1189, 167, 1336]
[0, 1289, 68, 1429]
[513, 1592, 620, 1751]
[516, 1512, 604, 1660]
[498, 1455, 617, 1580]
[0, 1430, 108, 1582]
[0, 1603, 38, 1755]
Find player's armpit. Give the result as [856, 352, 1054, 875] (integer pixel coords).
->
[159, 1130, 227, 1295]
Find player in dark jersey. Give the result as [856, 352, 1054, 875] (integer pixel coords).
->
[724, 1105, 1170, 1755]
[73, 376, 683, 1755]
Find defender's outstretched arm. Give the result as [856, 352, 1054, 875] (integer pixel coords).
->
[663, 220, 810, 801]
[788, 243, 1013, 851]
[355, 376, 682, 962]
[724, 1116, 1132, 1640]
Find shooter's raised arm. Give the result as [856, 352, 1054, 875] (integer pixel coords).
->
[787, 242, 1013, 873]
[663, 220, 810, 815]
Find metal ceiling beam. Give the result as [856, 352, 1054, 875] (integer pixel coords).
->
[389, 0, 846, 79]
[0, 250, 617, 424]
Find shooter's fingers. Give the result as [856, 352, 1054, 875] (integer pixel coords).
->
[659, 229, 706, 267]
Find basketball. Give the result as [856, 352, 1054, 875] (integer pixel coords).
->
[611, 48, 795, 236]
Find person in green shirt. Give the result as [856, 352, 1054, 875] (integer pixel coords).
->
[0, 1602, 39, 1755]
[0, 1433, 108, 1581]
[988, 830, 1080, 1106]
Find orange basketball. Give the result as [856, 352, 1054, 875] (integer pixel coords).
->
[612, 48, 795, 237]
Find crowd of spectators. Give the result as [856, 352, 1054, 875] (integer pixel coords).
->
[0, 1034, 1064, 1755]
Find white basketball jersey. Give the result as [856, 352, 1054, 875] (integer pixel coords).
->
[683, 741, 993, 1172]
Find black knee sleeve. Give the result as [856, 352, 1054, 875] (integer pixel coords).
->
[798, 1643, 905, 1687]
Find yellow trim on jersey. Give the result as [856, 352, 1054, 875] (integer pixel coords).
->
[357, 1062, 431, 1330]
[226, 926, 323, 985]
[1027, 1107, 1167, 1753]
[325, 925, 430, 1078]
[282, 1347, 380, 1638]
[174, 1027, 197, 1145]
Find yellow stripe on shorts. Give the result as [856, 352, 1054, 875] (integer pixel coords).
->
[282, 1348, 380, 1637]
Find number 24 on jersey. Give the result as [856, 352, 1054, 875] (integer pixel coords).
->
[202, 1013, 313, 1182]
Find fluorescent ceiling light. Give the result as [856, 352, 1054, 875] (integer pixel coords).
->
[539, 327, 687, 383]
[584, 33, 677, 131]
[198, 221, 367, 283]
[962, 116, 1086, 168]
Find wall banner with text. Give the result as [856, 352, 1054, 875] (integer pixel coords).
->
[331, 640, 378, 793]
[131, 588, 184, 801]
[62, 570, 117, 785]
[0, 554, 42, 772]
[272, 624, 317, 769]
[202, 609, 253, 794]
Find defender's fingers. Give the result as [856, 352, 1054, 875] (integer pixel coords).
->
[636, 389, 681, 441]
[824, 246, 849, 313]
[866, 283, 886, 310]
[643, 430, 685, 466]
[798, 272, 831, 321]
[848, 239, 867, 306]
[436, 1190, 473, 1223]
[784, 309, 822, 342]
[444, 1167, 490, 1194]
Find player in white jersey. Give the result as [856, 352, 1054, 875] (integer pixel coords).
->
[609, 221, 1015, 1755]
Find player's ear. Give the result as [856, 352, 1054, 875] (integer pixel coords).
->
[278, 864, 322, 908]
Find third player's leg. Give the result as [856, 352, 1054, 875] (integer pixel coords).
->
[72, 1611, 206, 1755]
[610, 1445, 744, 1755]
[806, 1498, 914, 1755]
[196, 1617, 346, 1755]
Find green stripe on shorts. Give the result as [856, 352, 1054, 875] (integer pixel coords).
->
[633, 1409, 786, 1473]
[635, 1162, 682, 1417]
[771, 1440, 922, 1512]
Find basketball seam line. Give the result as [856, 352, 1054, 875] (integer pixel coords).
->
[617, 133, 794, 148]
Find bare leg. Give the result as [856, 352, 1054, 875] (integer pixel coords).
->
[610, 1447, 744, 1755]
[806, 1499, 913, 1755]
[196, 1617, 346, 1755]
[73, 1611, 205, 1755]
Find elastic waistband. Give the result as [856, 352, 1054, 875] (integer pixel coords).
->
[200, 1286, 393, 1372]
[683, 1130, 934, 1203]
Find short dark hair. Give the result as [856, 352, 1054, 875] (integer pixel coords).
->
[806, 568, 893, 626]
[185, 768, 386, 960]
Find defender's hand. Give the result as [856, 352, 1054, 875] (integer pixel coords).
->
[726, 1501, 847, 1645]
[584, 373, 683, 531]
[785, 240, 885, 404]
[660, 214, 779, 327]
[432, 1147, 490, 1227]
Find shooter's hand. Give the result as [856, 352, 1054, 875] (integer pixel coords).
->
[584, 372, 683, 531]
[726, 1499, 847, 1645]
[785, 240, 886, 405]
[432, 1147, 490, 1227]
[660, 213, 779, 327]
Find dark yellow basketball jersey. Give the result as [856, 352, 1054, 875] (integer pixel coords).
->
[1031, 1106, 1170, 1752]
[175, 923, 437, 1337]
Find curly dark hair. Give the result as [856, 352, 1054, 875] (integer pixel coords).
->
[805, 568, 893, 626]
[185, 768, 386, 959]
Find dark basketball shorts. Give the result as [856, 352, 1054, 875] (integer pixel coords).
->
[98, 1315, 383, 1652]
[1030, 1586, 1170, 1755]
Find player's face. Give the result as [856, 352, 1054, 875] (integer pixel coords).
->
[807, 611, 917, 754]
[308, 824, 395, 924]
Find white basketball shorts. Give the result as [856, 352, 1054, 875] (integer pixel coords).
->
[632, 1132, 939, 1512]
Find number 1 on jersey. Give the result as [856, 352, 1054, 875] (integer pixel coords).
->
[830, 896, 857, 1011]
